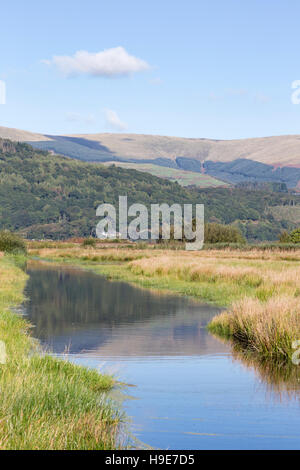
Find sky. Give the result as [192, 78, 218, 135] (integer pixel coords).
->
[1, 0, 300, 139]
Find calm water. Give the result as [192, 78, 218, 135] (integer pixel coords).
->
[24, 263, 300, 450]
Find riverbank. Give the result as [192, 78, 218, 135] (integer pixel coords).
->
[0, 255, 122, 450]
[29, 243, 300, 363]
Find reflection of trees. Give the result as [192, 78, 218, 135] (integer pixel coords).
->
[230, 344, 300, 401]
[24, 266, 216, 339]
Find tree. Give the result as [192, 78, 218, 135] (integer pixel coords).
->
[0, 230, 27, 253]
[278, 230, 291, 243]
[204, 223, 246, 244]
[289, 228, 300, 243]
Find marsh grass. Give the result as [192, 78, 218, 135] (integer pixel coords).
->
[30, 246, 155, 263]
[208, 297, 300, 360]
[0, 256, 122, 450]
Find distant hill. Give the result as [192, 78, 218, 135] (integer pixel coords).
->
[0, 138, 300, 241]
[102, 161, 227, 188]
[0, 138, 198, 239]
[3, 126, 300, 188]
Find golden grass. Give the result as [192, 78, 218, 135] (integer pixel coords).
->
[209, 296, 300, 360]
[128, 251, 300, 296]
[31, 246, 155, 262]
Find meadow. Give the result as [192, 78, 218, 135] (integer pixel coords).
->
[102, 161, 225, 188]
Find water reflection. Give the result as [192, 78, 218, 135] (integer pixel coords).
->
[24, 263, 228, 357]
[231, 349, 300, 401]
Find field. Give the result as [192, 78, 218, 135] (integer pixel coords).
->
[102, 161, 226, 188]
[0, 255, 122, 450]
[29, 242, 300, 364]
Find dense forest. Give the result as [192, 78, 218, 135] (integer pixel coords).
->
[194, 186, 300, 241]
[0, 139, 299, 241]
[0, 139, 196, 239]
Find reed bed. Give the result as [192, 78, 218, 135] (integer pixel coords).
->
[30, 246, 155, 262]
[128, 253, 300, 296]
[209, 296, 300, 361]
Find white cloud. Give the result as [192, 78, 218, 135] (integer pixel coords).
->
[44, 47, 150, 78]
[104, 109, 128, 131]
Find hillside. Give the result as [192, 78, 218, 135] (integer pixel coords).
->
[2, 126, 300, 189]
[102, 161, 227, 188]
[66, 132, 300, 167]
[1, 126, 300, 167]
[194, 186, 300, 241]
[0, 138, 300, 241]
[0, 139, 197, 239]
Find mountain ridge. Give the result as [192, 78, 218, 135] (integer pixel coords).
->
[2, 126, 300, 166]
[2, 126, 300, 188]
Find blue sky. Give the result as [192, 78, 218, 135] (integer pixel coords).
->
[1, 0, 300, 139]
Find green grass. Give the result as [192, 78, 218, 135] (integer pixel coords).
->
[0, 255, 123, 450]
[89, 263, 252, 306]
[103, 161, 226, 188]
[32, 253, 261, 307]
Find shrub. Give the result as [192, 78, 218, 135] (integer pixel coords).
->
[289, 228, 300, 244]
[279, 230, 291, 243]
[0, 231, 27, 254]
[81, 237, 97, 248]
[204, 223, 246, 244]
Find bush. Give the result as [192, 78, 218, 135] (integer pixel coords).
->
[0, 231, 27, 254]
[279, 230, 291, 243]
[204, 223, 246, 244]
[289, 228, 300, 244]
[82, 238, 97, 248]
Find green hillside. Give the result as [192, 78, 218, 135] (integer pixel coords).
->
[0, 139, 197, 239]
[0, 138, 300, 241]
[103, 161, 226, 188]
[194, 187, 300, 241]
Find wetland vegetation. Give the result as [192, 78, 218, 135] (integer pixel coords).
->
[0, 254, 122, 450]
